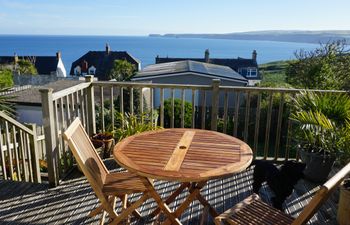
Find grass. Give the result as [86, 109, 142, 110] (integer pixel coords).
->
[258, 60, 293, 88]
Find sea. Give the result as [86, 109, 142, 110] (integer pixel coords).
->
[0, 35, 319, 72]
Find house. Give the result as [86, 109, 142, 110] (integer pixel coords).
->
[0, 52, 67, 77]
[69, 44, 141, 80]
[133, 60, 247, 85]
[155, 49, 260, 86]
[132, 60, 248, 107]
[5, 80, 84, 125]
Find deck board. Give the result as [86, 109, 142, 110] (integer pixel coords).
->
[0, 159, 338, 225]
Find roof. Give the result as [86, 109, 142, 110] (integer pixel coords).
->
[6, 80, 84, 106]
[0, 56, 59, 74]
[155, 54, 260, 80]
[134, 60, 248, 83]
[156, 57, 258, 71]
[69, 51, 140, 80]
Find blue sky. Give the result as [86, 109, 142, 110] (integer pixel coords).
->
[0, 0, 349, 35]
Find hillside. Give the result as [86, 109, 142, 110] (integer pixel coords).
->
[258, 60, 292, 87]
[149, 30, 350, 44]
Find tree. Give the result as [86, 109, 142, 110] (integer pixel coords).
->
[0, 69, 14, 88]
[109, 59, 136, 81]
[286, 40, 350, 90]
[16, 59, 38, 75]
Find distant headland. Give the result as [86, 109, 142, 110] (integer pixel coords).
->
[149, 30, 350, 44]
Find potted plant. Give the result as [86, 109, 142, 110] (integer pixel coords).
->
[91, 132, 114, 158]
[290, 91, 350, 182]
[337, 179, 350, 225]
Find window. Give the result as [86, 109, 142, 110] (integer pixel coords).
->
[74, 66, 81, 76]
[239, 68, 257, 78]
[88, 66, 96, 75]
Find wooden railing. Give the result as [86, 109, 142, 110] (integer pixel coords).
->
[0, 111, 41, 183]
[40, 76, 346, 186]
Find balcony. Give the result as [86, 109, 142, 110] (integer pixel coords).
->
[0, 77, 346, 224]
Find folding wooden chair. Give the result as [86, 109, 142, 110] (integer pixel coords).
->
[63, 118, 150, 225]
[215, 162, 350, 225]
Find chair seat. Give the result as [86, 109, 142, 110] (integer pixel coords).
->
[215, 194, 294, 225]
[103, 171, 147, 195]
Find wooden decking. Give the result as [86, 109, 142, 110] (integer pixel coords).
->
[0, 159, 339, 225]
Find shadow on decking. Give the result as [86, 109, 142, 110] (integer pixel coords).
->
[0, 159, 339, 225]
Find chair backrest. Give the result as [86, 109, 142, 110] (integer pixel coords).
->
[292, 162, 350, 225]
[63, 118, 109, 195]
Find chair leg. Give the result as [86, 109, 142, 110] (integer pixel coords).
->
[99, 210, 106, 225]
[110, 192, 150, 225]
[121, 194, 130, 225]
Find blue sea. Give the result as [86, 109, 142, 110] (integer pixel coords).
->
[0, 35, 318, 72]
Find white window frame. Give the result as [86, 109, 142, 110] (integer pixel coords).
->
[239, 67, 257, 78]
[88, 66, 96, 75]
[74, 66, 81, 76]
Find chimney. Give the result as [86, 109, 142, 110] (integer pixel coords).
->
[204, 49, 210, 63]
[56, 51, 61, 60]
[106, 43, 111, 54]
[252, 50, 257, 61]
[82, 60, 88, 72]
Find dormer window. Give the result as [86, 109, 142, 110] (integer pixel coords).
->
[88, 66, 96, 75]
[74, 66, 81, 76]
[238, 67, 257, 78]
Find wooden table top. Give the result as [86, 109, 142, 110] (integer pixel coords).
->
[113, 129, 253, 182]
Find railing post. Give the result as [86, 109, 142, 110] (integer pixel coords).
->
[85, 75, 96, 135]
[29, 123, 41, 183]
[40, 88, 59, 187]
[211, 79, 220, 131]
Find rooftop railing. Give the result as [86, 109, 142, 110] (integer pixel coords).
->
[24, 76, 348, 186]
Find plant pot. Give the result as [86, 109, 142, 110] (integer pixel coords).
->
[337, 179, 350, 225]
[91, 139, 105, 158]
[91, 133, 115, 159]
[299, 148, 335, 183]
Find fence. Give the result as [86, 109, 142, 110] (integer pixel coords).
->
[0, 111, 41, 183]
[39, 76, 346, 187]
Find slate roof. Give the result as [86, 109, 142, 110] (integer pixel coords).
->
[156, 57, 258, 70]
[6, 80, 84, 106]
[134, 60, 248, 83]
[0, 56, 59, 75]
[69, 51, 140, 80]
[155, 54, 260, 80]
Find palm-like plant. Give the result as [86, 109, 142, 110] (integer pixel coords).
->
[0, 88, 15, 116]
[290, 91, 350, 156]
[113, 111, 161, 141]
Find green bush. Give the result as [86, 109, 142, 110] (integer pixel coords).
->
[163, 99, 192, 128]
[0, 69, 13, 88]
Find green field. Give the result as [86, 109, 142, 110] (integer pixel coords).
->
[258, 60, 293, 87]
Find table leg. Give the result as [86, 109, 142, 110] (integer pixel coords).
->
[162, 181, 207, 225]
[150, 182, 190, 217]
[140, 177, 182, 225]
[189, 189, 219, 218]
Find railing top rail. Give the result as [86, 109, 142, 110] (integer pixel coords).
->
[92, 80, 348, 94]
[49, 82, 91, 101]
[92, 81, 212, 90]
[0, 111, 34, 135]
[219, 86, 348, 93]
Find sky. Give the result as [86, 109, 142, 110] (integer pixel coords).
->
[0, 0, 350, 35]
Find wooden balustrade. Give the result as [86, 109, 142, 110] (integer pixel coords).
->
[38, 76, 346, 187]
[0, 111, 41, 183]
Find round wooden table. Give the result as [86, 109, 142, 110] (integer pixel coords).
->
[113, 128, 253, 224]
